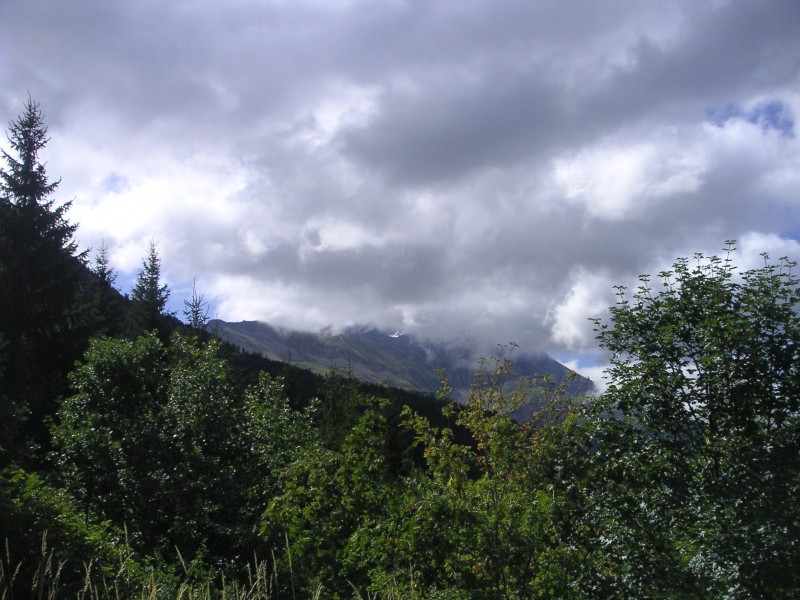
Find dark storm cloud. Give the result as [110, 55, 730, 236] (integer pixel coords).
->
[337, 1, 800, 187]
[338, 66, 565, 185]
[593, 2, 800, 122]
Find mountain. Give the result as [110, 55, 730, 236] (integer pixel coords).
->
[208, 320, 593, 419]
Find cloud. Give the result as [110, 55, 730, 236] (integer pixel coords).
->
[549, 270, 613, 351]
[554, 134, 708, 221]
[1, 0, 799, 374]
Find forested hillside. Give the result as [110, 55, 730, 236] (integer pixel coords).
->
[1, 99, 798, 598]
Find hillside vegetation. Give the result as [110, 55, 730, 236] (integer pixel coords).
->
[1, 99, 798, 598]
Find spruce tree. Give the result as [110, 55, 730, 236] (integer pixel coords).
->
[93, 240, 117, 287]
[88, 240, 125, 336]
[129, 240, 171, 336]
[183, 277, 210, 330]
[0, 97, 86, 463]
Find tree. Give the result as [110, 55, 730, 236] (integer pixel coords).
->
[93, 239, 117, 287]
[262, 397, 404, 596]
[367, 359, 587, 599]
[51, 334, 168, 531]
[0, 334, 17, 458]
[0, 96, 60, 206]
[87, 240, 125, 336]
[0, 97, 87, 464]
[183, 277, 210, 330]
[578, 243, 800, 597]
[52, 332, 316, 570]
[129, 240, 171, 336]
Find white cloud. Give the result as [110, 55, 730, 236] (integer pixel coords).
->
[738, 233, 800, 271]
[553, 130, 709, 222]
[549, 270, 613, 351]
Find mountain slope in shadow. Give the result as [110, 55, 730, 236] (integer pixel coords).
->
[209, 319, 593, 418]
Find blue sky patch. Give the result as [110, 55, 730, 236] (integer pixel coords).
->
[102, 172, 130, 194]
[706, 100, 795, 137]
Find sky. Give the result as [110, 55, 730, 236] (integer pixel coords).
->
[1, 0, 799, 386]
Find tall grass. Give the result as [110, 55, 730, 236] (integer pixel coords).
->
[0, 534, 444, 599]
[0, 533, 325, 600]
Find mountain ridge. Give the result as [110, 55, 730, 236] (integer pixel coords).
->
[208, 319, 593, 418]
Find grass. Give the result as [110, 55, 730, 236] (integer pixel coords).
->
[0, 534, 305, 600]
[0, 534, 440, 599]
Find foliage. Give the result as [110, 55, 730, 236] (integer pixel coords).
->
[51, 333, 315, 573]
[314, 369, 376, 449]
[578, 244, 800, 597]
[260, 393, 388, 596]
[51, 334, 169, 541]
[372, 356, 588, 599]
[0, 465, 167, 598]
[261, 350, 588, 598]
[241, 372, 317, 507]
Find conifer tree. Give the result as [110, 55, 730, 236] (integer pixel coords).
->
[0, 97, 86, 463]
[89, 240, 125, 336]
[93, 240, 117, 287]
[129, 240, 171, 336]
[183, 277, 210, 330]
